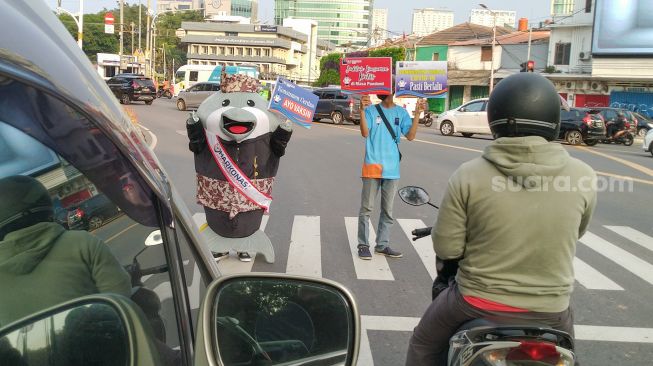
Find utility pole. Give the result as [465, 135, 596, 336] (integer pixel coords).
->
[146, 0, 151, 77]
[480, 3, 497, 93]
[138, 0, 142, 51]
[527, 26, 533, 61]
[119, 0, 124, 71]
[78, 0, 84, 49]
[131, 22, 135, 54]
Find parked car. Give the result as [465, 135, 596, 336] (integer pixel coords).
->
[644, 128, 653, 157]
[176, 81, 221, 111]
[107, 74, 156, 105]
[558, 107, 606, 145]
[632, 112, 653, 137]
[66, 194, 122, 231]
[436, 98, 490, 137]
[312, 87, 362, 124]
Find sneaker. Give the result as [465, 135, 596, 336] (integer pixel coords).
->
[237, 252, 252, 262]
[375, 247, 403, 258]
[358, 246, 372, 260]
[212, 251, 229, 261]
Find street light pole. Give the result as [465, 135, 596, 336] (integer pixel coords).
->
[56, 0, 84, 49]
[480, 4, 496, 93]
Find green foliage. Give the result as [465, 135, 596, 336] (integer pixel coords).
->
[544, 65, 557, 74]
[368, 47, 406, 65]
[56, 5, 203, 72]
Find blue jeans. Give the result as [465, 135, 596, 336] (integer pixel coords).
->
[357, 178, 399, 250]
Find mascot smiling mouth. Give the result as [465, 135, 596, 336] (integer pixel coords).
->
[223, 115, 255, 134]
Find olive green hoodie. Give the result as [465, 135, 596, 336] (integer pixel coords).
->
[432, 136, 597, 312]
[0, 222, 131, 327]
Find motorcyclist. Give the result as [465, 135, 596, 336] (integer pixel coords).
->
[606, 111, 627, 138]
[405, 73, 597, 365]
[0, 175, 131, 327]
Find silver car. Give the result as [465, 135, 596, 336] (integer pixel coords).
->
[643, 128, 653, 157]
[176, 82, 220, 111]
[436, 98, 491, 138]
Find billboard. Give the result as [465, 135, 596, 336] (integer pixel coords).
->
[592, 0, 653, 56]
[395, 61, 447, 98]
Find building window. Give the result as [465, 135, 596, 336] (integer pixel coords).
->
[219, 47, 225, 55]
[585, 0, 591, 12]
[201, 46, 208, 54]
[191, 45, 199, 54]
[210, 46, 217, 55]
[255, 48, 261, 56]
[237, 47, 243, 56]
[226, 32, 238, 36]
[246, 48, 252, 56]
[263, 49, 270, 57]
[552, 0, 574, 15]
[432, 53, 440, 61]
[554, 43, 572, 65]
[227, 47, 234, 55]
[481, 46, 493, 61]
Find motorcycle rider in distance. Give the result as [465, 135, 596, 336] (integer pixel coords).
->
[405, 73, 597, 365]
[606, 111, 627, 139]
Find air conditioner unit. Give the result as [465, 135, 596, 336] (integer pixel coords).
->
[565, 81, 575, 89]
[590, 82, 601, 90]
[579, 51, 591, 61]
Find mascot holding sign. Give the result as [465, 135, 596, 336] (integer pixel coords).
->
[186, 70, 292, 262]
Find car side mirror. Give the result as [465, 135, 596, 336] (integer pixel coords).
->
[0, 295, 163, 366]
[195, 274, 360, 366]
[459, 107, 466, 112]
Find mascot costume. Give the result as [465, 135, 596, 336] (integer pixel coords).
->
[186, 70, 292, 262]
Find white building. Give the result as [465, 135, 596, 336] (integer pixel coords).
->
[411, 8, 454, 37]
[371, 9, 388, 46]
[283, 18, 319, 83]
[469, 8, 516, 28]
[96, 53, 143, 80]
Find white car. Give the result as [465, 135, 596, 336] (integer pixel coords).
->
[643, 128, 653, 157]
[436, 98, 491, 137]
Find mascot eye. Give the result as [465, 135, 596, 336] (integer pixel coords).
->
[247, 100, 255, 107]
[222, 99, 230, 106]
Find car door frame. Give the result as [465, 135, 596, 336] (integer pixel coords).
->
[185, 83, 205, 109]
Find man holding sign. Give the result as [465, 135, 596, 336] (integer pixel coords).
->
[356, 82, 427, 260]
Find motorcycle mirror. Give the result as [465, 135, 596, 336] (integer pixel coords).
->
[144, 230, 163, 247]
[398, 186, 431, 206]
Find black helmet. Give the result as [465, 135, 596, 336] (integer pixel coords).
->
[487, 73, 561, 141]
[0, 175, 53, 236]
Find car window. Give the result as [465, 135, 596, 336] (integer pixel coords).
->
[189, 71, 199, 82]
[210, 83, 221, 92]
[335, 93, 348, 100]
[134, 78, 154, 88]
[561, 110, 576, 120]
[201, 83, 214, 92]
[463, 101, 484, 112]
[189, 84, 202, 92]
[0, 108, 183, 364]
[313, 91, 322, 98]
[322, 92, 336, 100]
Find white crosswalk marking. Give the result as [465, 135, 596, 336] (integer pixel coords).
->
[191, 213, 268, 274]
[397, 219, 436, 280]
[286, 215, 322, 277]
[605, 226, 653, 253]
[580, 231, 653, 286]
[573, 257, 624, 290]
[344, 217, 394, 280]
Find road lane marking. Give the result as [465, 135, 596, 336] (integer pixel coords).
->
[397, 219, 436, 280]
[192, 213, 268, 274]
[286, 215, 322, 277]
[605, 226, 653, 253]
[574, 146, 653, 177]
[105, 222, 140, 243]
[575, 325, 653, 343]
[579, 232, 653, 285]
[316, 123, 653, 184]
[344, 217, 394, 281]
[573, 257, 624, 290]
[359, 315, 420, 366]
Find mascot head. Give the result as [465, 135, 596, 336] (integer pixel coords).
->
[196, 69, 282, 142]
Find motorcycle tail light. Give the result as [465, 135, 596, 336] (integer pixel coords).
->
[74, 208, 84, 219]
[480, 341, 574, 366]
[583, 114, 591, 125]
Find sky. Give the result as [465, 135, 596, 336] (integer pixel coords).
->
[49, 0, 553, 35]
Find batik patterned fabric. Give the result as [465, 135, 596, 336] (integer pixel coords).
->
[220, 73, 259, 93]
[196, 174, 274, 219]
